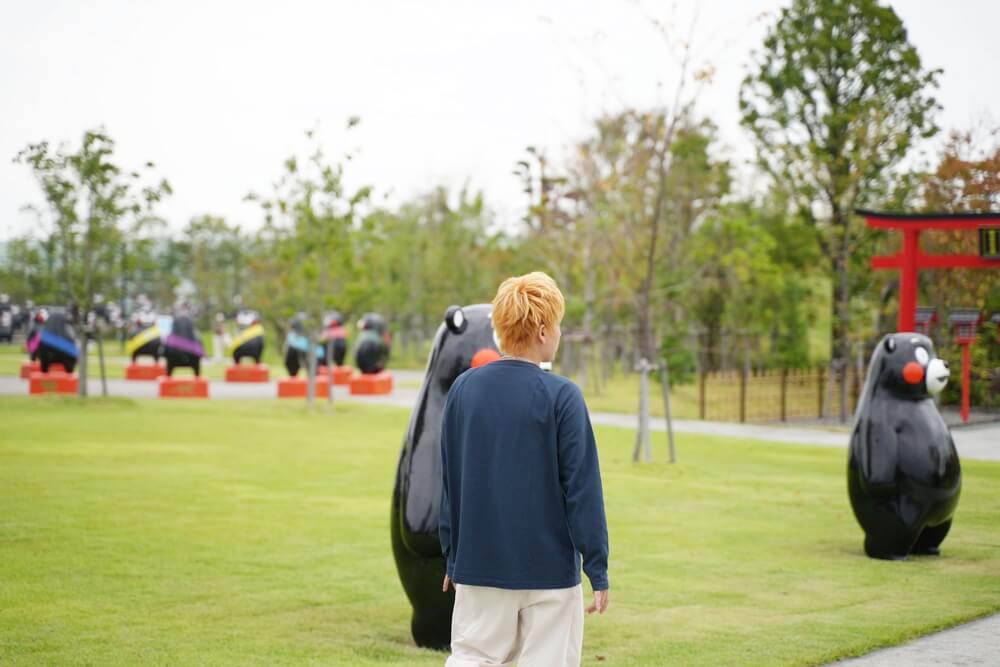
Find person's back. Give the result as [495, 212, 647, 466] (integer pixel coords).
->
[439, 272, 609, 667]
[442, 361, 606, 591]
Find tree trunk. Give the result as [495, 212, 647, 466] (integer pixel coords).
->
[831, 251, 851, 422]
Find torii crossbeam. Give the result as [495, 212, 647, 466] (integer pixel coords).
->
[857, 210, 1000, 331]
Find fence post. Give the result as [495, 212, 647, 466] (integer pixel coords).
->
[739, 366, 747, 423]
[780, 368, 788, 422]
[817, 365, 825, 419]
[699, 370, 707, 420]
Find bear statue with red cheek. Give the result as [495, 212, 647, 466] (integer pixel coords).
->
[848, 332, 961, 560]
[391, 304, 501, 650]
[318, 310, 348, 369]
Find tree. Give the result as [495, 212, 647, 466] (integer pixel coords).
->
[570, 114, 729, 360]
[180, 215, 247, 317]
[740, 0, 940, 419]
[919, 126, 1000, 408]
[687, 202, 817, 371]
[15, 129, 170, 395]
[246, 126, 371, 402]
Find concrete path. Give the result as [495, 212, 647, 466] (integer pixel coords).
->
[600, 413, 999, 462]
[831, 613, 1000, 666]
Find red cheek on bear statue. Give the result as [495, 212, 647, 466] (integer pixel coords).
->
[903, 361, 925, 385]
[472, 348, 501, 368]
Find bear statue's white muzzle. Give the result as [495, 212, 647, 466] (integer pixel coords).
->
[926, 358, 949, 395]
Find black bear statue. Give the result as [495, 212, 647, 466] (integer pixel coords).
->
[230, 309, 265, 365]
[162, 313, 205, 377]
[318, 310, 348, 368]
[848, 332, 961, 560]
[355, 313, 391, 374]
[283, 314, 324, 376]
[391, 304, 501, 649]
[126, 309, 162, 363]
[37, 309, 79, 373]
[25, 307, 49, 362]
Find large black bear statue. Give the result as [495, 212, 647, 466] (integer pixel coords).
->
[229, 309, 265, 365]
[37, 310, 79, 373]
[391, 304, 501, 650]
[162, 313, 205, 377]
[355, 313, 391, 374]
[848, 332, 961, 560]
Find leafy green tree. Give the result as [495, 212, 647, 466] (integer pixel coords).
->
[246, 126, 370, 401]
[740, 0, 940, 419]
[15, 129, 170, 394]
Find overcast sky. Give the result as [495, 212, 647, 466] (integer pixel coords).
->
[2, 0, 998, 241]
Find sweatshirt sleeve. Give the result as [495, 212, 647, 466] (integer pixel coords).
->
[555, 382, 609, 591]
[438, 431, 452, 564]
[438, 380, 459, 568]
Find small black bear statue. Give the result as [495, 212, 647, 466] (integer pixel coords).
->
[230, 309, 265, 365]
[37, 309, 79, 373]
[355, 313, 391, 374]
[848, 332, 961, 560]
[318, 310, 348, 369]
[391, 304, 501, 650]
[162, 313, 205, 377]
[126, 309, 162, 364]
[283, 314, 323, 377]
[25, 308, 48, 362]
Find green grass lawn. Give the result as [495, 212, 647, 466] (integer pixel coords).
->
[2, 399, 999, 666]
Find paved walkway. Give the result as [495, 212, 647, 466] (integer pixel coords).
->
[831, 613, 1000, 666]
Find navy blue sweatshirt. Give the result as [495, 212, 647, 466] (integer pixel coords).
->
[438, 359, 609, 591]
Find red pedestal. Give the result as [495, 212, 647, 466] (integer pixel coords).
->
[331, 366, 353, 386]
[349, 371, 393, 395]
[277, 376, 329, 398]
[159, 376, 209, 399]
[126, 362, 166, 381]
[20, 361, 41, 379]
[225, 364, 270, 383]
[29, 370, 78, 395]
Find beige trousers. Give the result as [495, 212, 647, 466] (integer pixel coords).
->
[445, 583, 584, 667]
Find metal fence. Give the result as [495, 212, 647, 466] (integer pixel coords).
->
[697, 365, 864, 423]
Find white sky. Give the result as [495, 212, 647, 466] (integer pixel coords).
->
[2, 0, 998, 241]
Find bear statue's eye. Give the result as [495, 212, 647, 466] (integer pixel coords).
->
[914, 347, 929, 366]
[883, 337, 896, 353]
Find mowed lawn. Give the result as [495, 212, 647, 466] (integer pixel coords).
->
[2, 399, 999, 666]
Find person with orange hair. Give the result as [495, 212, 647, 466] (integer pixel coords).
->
[439, 271, 610, 667]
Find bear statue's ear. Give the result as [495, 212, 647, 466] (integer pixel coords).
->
[445, 305, 468, 334]
[883, 336, 896, 353]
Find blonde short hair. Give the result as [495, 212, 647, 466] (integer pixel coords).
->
[491, 271, 565, 356]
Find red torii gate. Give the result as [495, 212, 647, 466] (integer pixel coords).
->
[859, 210, 1000, 421]
[858, 210, 1000, 331]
